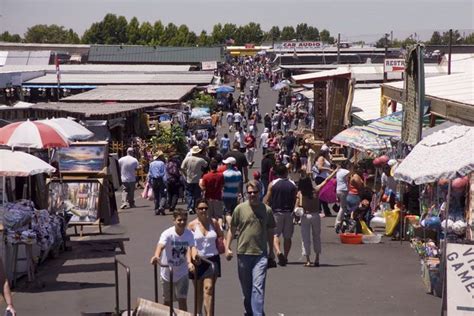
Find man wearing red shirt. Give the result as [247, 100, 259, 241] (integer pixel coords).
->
[244, 131, 256, 168]
[199, 160, 225, 227]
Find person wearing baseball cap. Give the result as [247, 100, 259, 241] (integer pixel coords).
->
[222, 157, 242, 229]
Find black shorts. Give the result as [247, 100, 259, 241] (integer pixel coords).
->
[190, 255, 221, 279]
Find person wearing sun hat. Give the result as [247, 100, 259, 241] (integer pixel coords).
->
[181, 146, 208, 214]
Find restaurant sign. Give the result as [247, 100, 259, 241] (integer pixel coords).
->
[274, 41, 325, 52]
[384, 59, 405, 72]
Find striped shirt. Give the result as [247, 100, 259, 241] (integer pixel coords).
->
[223, 168, 242, 199]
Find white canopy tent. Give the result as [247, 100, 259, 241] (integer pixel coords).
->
[394, 125, 474, 185]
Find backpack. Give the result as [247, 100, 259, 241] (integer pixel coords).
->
[166, 160, 180, 183]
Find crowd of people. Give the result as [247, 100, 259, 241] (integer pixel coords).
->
[114, 55, 389, 316]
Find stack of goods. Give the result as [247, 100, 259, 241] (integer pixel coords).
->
[3, 200, 35, 244]
[3, 200, 66, 251]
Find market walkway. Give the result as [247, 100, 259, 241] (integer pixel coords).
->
[6, 82, 441, 316]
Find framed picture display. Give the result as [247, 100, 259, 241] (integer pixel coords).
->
[49, 179, 101, 224]
[56, 142, 108, 174]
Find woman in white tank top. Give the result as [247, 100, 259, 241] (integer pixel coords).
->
[188, 199, 224, 316]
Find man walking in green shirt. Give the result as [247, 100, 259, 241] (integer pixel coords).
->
[225, 180, 275, 316]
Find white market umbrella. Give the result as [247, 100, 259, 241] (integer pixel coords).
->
[0, 149, 56, 177]
[0, 119, 70, 149]
[394, 125, 474, 185]
[39, 118, 94, 141]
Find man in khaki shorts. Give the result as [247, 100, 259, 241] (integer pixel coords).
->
[263, 165, 297, 266]
[150, 209, 196, 311]
[199, 160, 225, 228]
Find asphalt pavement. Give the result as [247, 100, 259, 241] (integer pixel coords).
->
[5, 81, 442, 316]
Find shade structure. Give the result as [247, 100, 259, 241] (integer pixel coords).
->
[331, 126, 391, 152]
[394, 125, 474, 184]
[360, 111, 402, 138]
[216, 85, 235, 93]
[0, 120, 69, 149]
[39, 118, 94, 141]
[0, 149, 56, 177]
[272, 80, 291, 91]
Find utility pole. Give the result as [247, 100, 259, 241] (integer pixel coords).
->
[390, 30, 393, 43]
[336, 33, 341, 64]
[448, 29, 453, 75]
[383, 33, 389, 82]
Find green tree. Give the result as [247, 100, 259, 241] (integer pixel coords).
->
[265, 26, 281, 42]
[210, 23, 224, 44]
[126, 17, 140, 44]
[138, 21, 153, 45]
[464, 33, 474, 44]
[280, 26, 296, 40]
[221, 23, 238, 43]
[82, 22, 103, 43]
[441, 30, 463, 44]
[237, 22, 263, 44]
[305, 26, 320, 41]
[162, 23, 178, 46]
[151, 21, 164, 45]
[0, 31, 22, 42]
[319, 29, 334, 44]
[24, 24, 80, 43]
[296, 23, 308, 40]
[173, 24, 194, 46]
[197, 30, 210, 46]
[429, 31, 442, 45]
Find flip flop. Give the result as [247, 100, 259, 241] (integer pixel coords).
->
[303, 262, 312, 267]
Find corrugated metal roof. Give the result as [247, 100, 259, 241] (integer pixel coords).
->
[0, 64, 191, 73]
[30, 102, 169, 117]
[292, 69, 352, 83]
[383, 72, 474, 106]
[88, 45, 224, 64]
[24, 72, 214, 85]
[62, 85, 195, 102]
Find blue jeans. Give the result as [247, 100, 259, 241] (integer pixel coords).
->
[185, 182, 201, 211]
[150, 177, 166, 211]
[346, 193, 360, 213]
[237, 254, 268, 316]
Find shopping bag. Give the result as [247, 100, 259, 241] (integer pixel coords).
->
[318, 178, 337, 203]
[384, 209, 400, 236]
[360, 220, 373, 235]
[141, 183, 150, 199]
[147, 186, 154, 201]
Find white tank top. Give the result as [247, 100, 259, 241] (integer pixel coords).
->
[193, 222, 218, 257]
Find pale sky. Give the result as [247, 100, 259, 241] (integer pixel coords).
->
[1, 0, 473, 43]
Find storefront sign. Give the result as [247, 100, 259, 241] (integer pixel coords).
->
[384, 59, 405, 72]
[446, 243, 474, 315]
[274, 41, 325, 52]
[201, 61, 217, 71]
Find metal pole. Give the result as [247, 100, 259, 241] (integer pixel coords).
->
[441, 180, 451, 316]
[154, 263, 158, 303]
[337, 33, 341, 64]
[383, 33, 389, 82]
[126, 267, 131, 316]
[416, 44, 425, 144]
[448, 29, 452, 75]
[115, 259, 119, 316]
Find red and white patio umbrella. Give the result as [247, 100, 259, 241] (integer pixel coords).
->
[0, 119, 69, 149]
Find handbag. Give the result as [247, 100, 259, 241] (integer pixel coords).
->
[141, 183, 149, 199]
[212, 221, 225, 254]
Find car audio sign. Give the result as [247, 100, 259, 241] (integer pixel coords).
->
[384, 59, 405, 72]
[446, 243, 474, 315]
[274, 41, 324, 52]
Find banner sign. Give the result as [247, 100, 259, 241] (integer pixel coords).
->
[274, 41, 325, 52]
[446, 243, 474, 315]
[384, 59, 405, 72]
[201, 61, 217, 71]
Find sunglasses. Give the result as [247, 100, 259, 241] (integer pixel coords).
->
[247, 191, 259, 195]
[197, 207, 209, 210]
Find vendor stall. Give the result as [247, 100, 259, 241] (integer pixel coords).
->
[394, 125, 474, 309]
